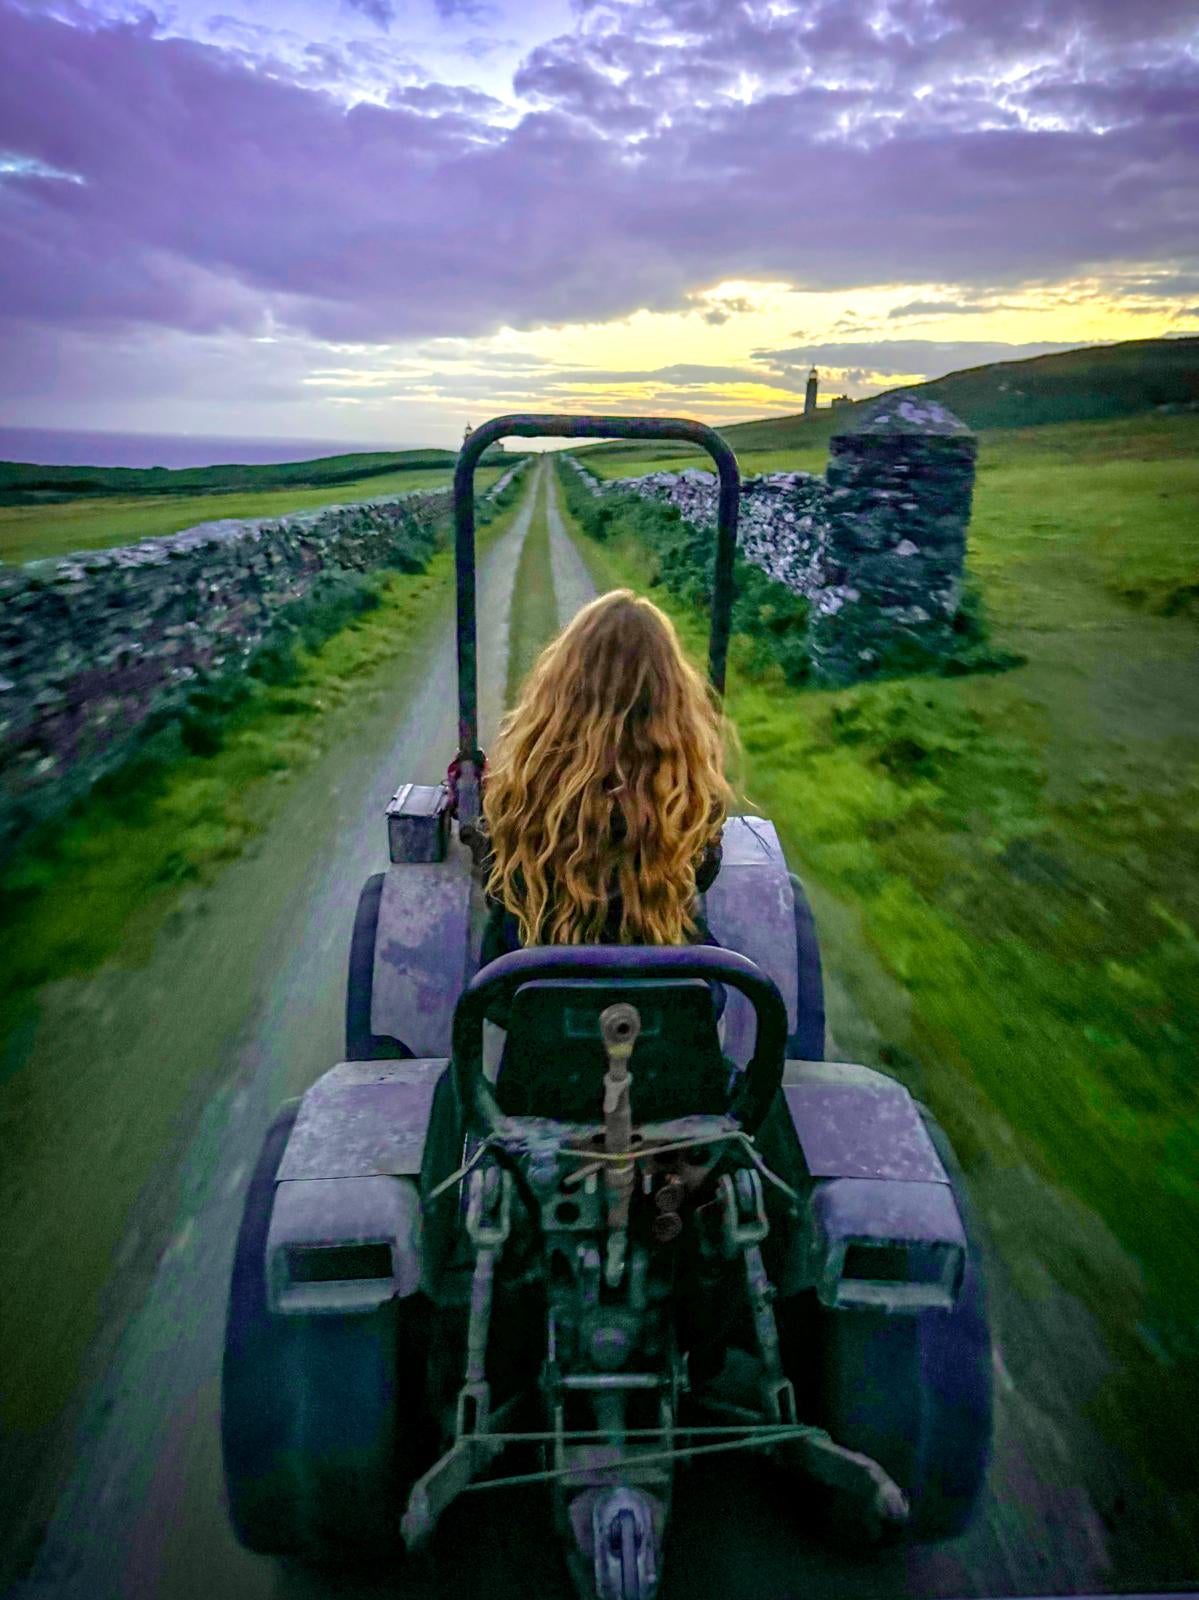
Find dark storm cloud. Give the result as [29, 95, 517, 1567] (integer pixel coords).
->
[433, 0, 494, 20]
[387, 81, 509, 119]
[343, 0, 395, 29]
[1117, 273, 1199, 297]
[0, 316, 313, 408]
[544, 361, 808, 389]
[202, 17, 432, 102]
[755, 338, 1091, 375]
[889, 299, 1026, 316]
[0, 0, 1196, 356]
[545, 0, 1198, 124]
[512, 42, 659, 134]
[829, 311, 872, 333]
[1041, 60, 1199, 122]
[890, 301, 983, 317]
[697, 295, 755, 324]
[412, 345, 567, 369]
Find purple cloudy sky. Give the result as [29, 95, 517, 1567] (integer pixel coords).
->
[1, 0, 1196, 454]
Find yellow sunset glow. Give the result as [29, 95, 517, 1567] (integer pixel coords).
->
[292, 267, 1195, 433]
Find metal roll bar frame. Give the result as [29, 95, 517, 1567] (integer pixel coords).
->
[453, 414, 741, 829]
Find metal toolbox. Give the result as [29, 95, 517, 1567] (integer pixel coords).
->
[386, 782, 452, 864]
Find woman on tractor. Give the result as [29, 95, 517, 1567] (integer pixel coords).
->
[477, 587, 733, 962]
[423, 586, 737, 1289]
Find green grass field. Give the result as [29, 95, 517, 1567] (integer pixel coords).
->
[0, 442, 519, 500]
[578, 443, 831, 481]
[555, 410, 1199, 1372]
[0, 464, 507, 566]
[0, 445, 461, 496]
[577, 413, 1199, 621]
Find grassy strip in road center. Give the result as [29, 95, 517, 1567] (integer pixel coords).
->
[504, 464, 561, 709]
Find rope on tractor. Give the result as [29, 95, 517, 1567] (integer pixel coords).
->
[457, 1423, 826, 1494]
[559, 1131, 801, 1207]
[425, 1127, 802, 1209]
[426, 1136, 500, 1202]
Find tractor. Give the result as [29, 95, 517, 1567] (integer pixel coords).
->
[220, 415, 992, 1600]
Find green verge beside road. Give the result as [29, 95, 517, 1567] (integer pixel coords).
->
[0, 477, 528, 1059]
[552, 427, 1199, 1537]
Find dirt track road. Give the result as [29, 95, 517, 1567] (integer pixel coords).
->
[1, 462, 1145, 1599]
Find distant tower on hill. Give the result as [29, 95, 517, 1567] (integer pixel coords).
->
[804, 367, 819, 416]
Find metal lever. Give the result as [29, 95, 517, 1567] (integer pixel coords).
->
[600, 1003, 641, 1287]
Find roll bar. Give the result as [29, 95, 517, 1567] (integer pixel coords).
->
[453, 415, 741, 827]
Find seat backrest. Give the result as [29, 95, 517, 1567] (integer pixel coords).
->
[495, 977, 731, 1122]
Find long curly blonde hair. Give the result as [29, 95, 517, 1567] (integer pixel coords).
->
[483, 589, 733, 946]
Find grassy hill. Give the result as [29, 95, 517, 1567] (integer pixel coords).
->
[879, 333, 1199, 431]
[0, 444, 518, 507]
[574, 334, 1199, 469]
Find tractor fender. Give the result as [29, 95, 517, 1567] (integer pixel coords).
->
[774, 1061, 968, 1310]
[267, 1059, 448, 1315]
[369, 835, 475, 1057]
[703, 816, 800, 1064]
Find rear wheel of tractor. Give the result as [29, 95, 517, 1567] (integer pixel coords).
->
[346, 872, 413, 1060]
[221, 1099, 303, 1556]
[787, 872, 825, 1061]
[287, 1301, 423, 1566]
[221, 1100, 430, 1565]
[814, 1110, 993, 1543]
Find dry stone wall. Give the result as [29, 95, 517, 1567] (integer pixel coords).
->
[814, 397, 977, 679]
[604, 466, 828, 599]
[566, 397, 977, 682]
[0, 464, 524, 850]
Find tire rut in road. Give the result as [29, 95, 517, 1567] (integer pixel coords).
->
[545, 463, 596, 629]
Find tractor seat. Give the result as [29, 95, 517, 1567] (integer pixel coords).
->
[495, 977, 734, 1123]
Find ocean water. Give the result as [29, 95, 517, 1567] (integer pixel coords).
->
[0, 426, 421, 469]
